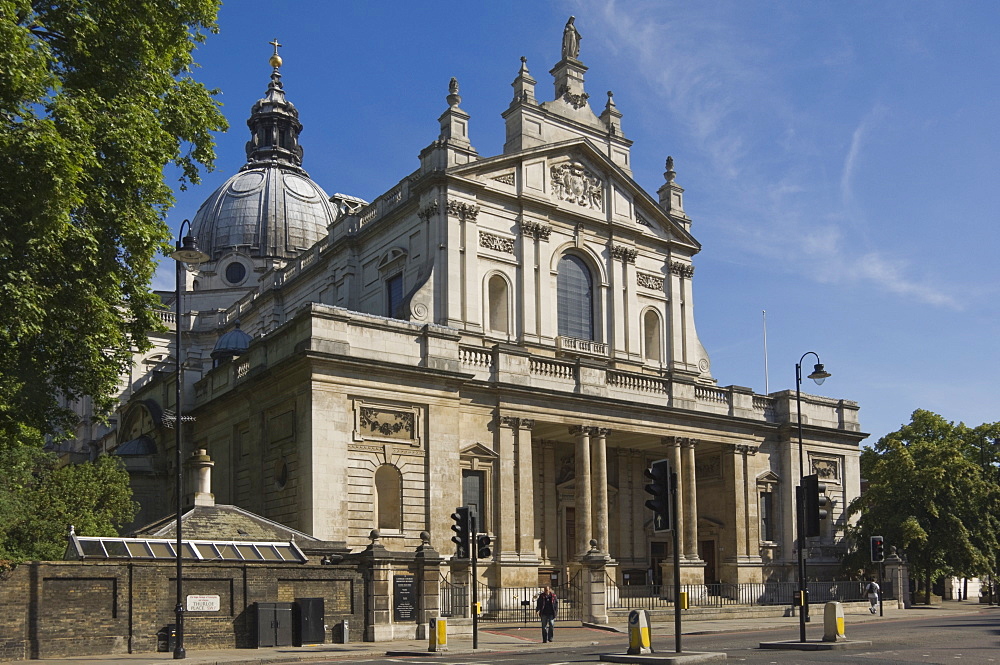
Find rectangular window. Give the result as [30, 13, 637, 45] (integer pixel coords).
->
[386, 274, 404, 318]
[462, 470, 485, 531]
[760, 491, 775, 542]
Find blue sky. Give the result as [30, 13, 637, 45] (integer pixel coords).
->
[160, 1, 1000, 446]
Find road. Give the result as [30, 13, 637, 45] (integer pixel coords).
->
[311, 609, 999, 665]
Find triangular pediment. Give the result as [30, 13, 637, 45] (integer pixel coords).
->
[757, 470, 780, 484]
[459, 442, 499, 460]
[448, 138, 699, 251]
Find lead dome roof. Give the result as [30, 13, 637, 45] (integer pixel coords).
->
[191, 49, 336, 260]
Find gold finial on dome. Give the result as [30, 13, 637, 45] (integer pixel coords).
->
[268, 38, 283, 68]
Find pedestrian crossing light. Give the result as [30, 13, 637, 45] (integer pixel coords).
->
[643, 458, 672, 533]
[476, 533, 492, 559]
[803, 473, 828, 538]
[870, 535, 885, 563]
[450, 507, 470, 559]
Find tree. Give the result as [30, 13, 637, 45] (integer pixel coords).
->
[845, 410, 1000, 603]
[0, 0, 227, 445]
[0, 447, 137, 561]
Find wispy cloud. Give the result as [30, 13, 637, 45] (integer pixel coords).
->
[577, 1, 960, 309]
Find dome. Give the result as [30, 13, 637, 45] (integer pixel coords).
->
[211, 322, 253, 362]
[190, 48, 337, 261]
[191, 167, 336, 260]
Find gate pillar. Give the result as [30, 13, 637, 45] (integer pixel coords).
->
[581, 539, 612, 624]
[415, 531, 442, 638]
[358, 529, 393, 641]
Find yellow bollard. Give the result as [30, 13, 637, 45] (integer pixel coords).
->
[428, 616, 448, 652]
[679, 591, 689, 610]
[626, 609, 652, 655]
[822, 601, 846, 642]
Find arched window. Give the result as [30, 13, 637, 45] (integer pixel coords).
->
[557, 254, 594, 340]
[643, 309, 661, 362]
[487, 274, 509, 334]
[374, 465, 402, 531]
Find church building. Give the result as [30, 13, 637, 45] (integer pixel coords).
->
[112, 19, 866, 590]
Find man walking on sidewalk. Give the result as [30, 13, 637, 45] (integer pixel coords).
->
[866, 577, 881, 614]
[536, 586, 558, 642]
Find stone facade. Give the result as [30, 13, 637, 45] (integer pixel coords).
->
[88, 17, 866, 600]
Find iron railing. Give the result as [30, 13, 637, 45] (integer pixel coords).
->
[608, 579, 893, 610]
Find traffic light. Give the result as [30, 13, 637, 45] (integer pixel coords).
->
[870, 535, 885, 563]
[802, 474, 828, 538]
[643, 458, 672, 532]
[476, 533, 492, 559]
[451, 507, 470, 558]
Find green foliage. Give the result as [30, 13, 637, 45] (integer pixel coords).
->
[0, 449, 137, 561]
[0, 0, 227, 442]
[845, 410, 1000, 594]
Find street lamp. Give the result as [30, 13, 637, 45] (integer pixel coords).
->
[795, 351, 830, 643]
[168, 219, 209, 659]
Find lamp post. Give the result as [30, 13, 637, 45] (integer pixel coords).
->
[795, 352, 830, 643]
[169, 220, 209, 659]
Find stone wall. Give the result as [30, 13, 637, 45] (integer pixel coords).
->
[0, 560, 364, 661]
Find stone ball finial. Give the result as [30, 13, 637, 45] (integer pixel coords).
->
[589, 538, 598, 551]
[420, 530, 431, 544]
[369, 529, 381, 543]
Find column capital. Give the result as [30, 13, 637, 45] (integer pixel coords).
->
[662, 435, 697, 448]
[591, 427, 611, 437]
[569, 424, 590, 436]
[734, 444, 759, 455]
[499, 415, 535, 430]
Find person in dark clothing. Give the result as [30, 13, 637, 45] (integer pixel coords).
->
[535, 586, 558, 642]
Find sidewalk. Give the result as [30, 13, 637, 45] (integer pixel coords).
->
[9, 601, 992, 665]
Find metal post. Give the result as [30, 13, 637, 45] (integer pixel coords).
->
[471, 512, 479, 650]
[173, 246, 186, 660]
[796, 486, 806, 642]
[671, 471, 682, 654]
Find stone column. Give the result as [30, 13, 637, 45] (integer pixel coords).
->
[571, 425, 593, 558]
[592, 428, 611, 555]
[415, 532, 442, 639]
[541, 442, 557, 562]
[681, 439, 698, 559]
[618, 449, 638, 564]
[664, 437, 685, 557]
[515, 419, 537, 557]
[497, 416, 518, 559]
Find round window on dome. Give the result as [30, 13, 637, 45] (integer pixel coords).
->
[225, 262, 247, 285]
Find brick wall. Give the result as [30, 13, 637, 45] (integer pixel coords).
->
[0, 560, 364, 661]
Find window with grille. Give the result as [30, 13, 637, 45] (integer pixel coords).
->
[557, 254, 594, 340]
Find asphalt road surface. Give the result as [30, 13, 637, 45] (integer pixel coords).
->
[313, 608, 999, 665]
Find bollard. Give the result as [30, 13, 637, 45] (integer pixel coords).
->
[626, 609, 653, 655]
[822, 601, 846, 642]
[678, 591, 689, 610]
[428, 616, 448, 652]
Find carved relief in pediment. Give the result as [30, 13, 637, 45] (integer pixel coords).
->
[550, 160, 604, 211]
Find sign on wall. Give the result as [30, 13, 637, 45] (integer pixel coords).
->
[186, 595, 221, 612]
